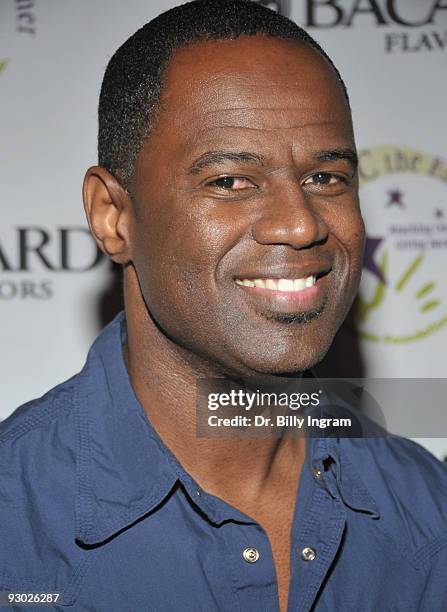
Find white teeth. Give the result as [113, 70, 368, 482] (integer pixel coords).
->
[278, 278, 294, 291]
[235, 275, 316, 292]
[294, 278, 306, 291]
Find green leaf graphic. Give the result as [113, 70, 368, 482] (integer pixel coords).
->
[357, 250, 388, 323]
[0, 59, 9, 74]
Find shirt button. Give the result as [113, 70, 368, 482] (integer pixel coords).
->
[301, 546, 317, 562]
[242, 547, 260, 563]
[312, 467, 323, 480]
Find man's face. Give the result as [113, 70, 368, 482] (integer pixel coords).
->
[129, 36, 365, 376]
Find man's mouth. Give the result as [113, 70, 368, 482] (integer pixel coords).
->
[235, 275, 316, 292]
[232, 269, 331, 316]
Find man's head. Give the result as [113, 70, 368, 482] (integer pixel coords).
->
[84, 0, 365, 378]
[97, 0, 350, 188]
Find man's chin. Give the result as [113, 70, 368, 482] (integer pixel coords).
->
[234, 340, 334, 378]
[259, 300, 327, 325]
[248, 357, 327, 377]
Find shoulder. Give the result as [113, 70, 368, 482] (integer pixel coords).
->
[0, 374, 78, 466]
[0, 373, 80, 503]
[0, 376, 82, 594]
[342, 435, 447, 561]
[345, 434, 447, 494]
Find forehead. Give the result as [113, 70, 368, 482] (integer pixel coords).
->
[139, 35, 353, 170]
[158, 36, 349, 125]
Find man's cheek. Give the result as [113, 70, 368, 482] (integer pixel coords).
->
[340, 215, 365, 255]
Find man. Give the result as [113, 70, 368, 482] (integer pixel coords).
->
[1, 1, 447, 610]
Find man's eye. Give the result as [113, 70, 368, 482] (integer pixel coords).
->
[304, 173, 345, 186]
[209, 176, 255, 190]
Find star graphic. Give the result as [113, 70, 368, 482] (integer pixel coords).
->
[386, 189, 405, 208]
[363, 236, 386, 284]
[435, 209, 444, 219]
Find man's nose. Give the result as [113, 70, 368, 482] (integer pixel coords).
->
[251, 181, 328, 249]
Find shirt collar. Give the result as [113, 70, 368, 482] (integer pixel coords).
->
[305, 372, 380, 519]
[75, 312, 176, 545]
[74, 312, 379, 546]
[308, 436, 380, 518]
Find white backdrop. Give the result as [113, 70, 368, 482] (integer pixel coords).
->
[1, 1, 446, 457]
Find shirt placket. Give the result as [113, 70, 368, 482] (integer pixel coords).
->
[221, 520, 280, 611]
[181, 479, 280, 611]
[287, 455, 347, 612]
[174, 441, 347, 612]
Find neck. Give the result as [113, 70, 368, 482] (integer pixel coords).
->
[123, 266, 306, 506]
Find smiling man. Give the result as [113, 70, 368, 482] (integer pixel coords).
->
[2, 1, 447, 611]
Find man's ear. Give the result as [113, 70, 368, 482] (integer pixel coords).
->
[83, 166, 133, 264]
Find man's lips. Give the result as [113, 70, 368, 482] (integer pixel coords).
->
[232, 268, 331, 314]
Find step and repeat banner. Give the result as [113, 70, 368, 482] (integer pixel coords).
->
[1, 1, 446, 456]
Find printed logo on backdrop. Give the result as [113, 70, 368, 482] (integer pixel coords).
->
[252, 0, 291, 17]
[356, 145, 447, 343]
[15, 0, 36, 36]
[0, 227, 106, 300]
[2, 2, 38, 74]
[302, 1, 447, 53]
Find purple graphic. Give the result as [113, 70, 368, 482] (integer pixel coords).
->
[386, 189, 405, 208]
[363, 236, 386, 284]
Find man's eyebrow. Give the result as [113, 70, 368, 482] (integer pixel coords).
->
[312, 148, 358, 171]
[188, 150, 266, 175]
[187, 148, 358, 175]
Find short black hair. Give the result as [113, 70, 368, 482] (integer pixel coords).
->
[98, 0, 349, 187]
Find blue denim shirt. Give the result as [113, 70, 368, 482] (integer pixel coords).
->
[1, 312, 447, 611]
